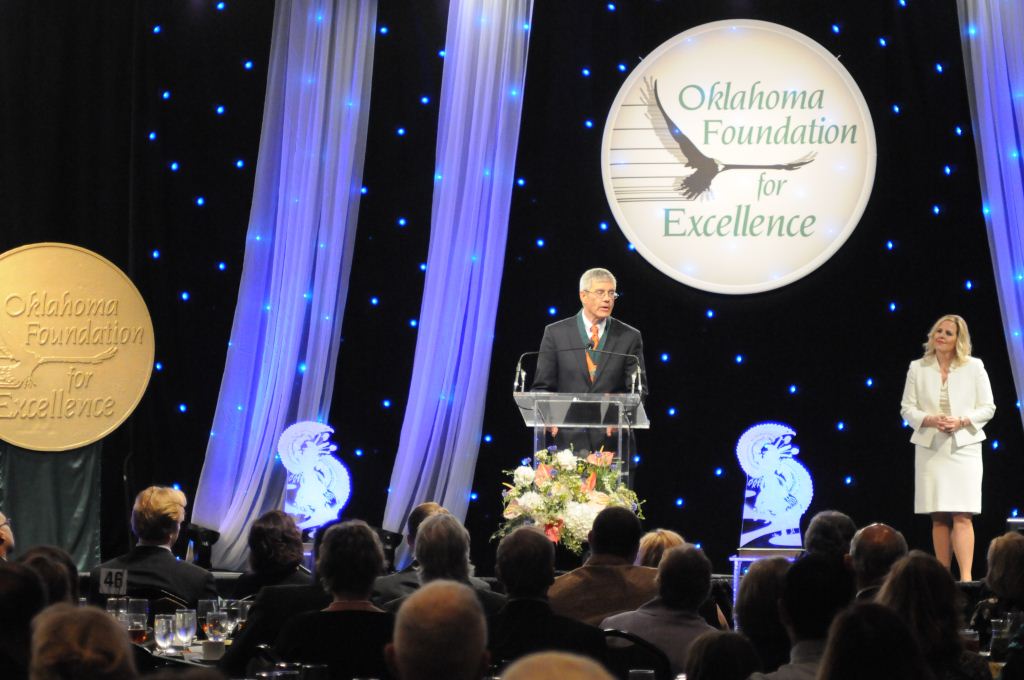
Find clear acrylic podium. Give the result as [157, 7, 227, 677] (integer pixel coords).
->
[513, 392, 649, 488]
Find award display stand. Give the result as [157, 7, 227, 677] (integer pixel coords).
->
[513, 392, 648, 488]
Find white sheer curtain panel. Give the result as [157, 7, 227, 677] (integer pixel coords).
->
[957, 1, 1024, 428]
[381, 0, 534, 566]
[192, 0, 377, 569]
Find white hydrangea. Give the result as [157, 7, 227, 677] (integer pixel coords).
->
[513, 465, 535, 487]
[517, 491, 544, 513]
[554, 449, 578, 472]
[562, 501, 601, 539]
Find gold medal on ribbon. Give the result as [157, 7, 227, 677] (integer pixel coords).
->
[0, 243, 155, 451]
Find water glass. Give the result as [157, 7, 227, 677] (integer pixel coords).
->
[628, 671, 656, 680]
[236, 600, 254, 632]
[106, 597, 127, 616]
[197, 599, 218, 639]
[221, 598, 240, 634]
[127, 598, 149, 617]
[990, 618, 1012, 661]
[153, 615, 175, 653]
[174, 609, 197, 648]
[206, 611, 230, 642]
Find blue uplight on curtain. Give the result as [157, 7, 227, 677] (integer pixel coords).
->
[957, 1, 1024, 429]
[381, 0, 534, 564]
[192, 0, 377, 569]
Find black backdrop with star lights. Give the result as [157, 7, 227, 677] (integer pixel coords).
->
[1, 0, 1020, 573]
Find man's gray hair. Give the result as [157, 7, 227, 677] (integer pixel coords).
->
[579, 268, 616, 292]
[414, 512, 471, 583]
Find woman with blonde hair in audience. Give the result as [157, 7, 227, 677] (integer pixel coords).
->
[636, 528, 685, 567]
[876, 551, 988, 680]
[30, 603, 136, 680]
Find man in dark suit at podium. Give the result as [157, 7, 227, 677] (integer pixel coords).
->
[531, 268, 647, 453]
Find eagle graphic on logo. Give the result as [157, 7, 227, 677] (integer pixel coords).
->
[639, 78, 817, 199]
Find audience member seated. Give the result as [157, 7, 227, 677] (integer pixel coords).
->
[876, 550, 989, 680]
[636, 528, 684, 567]
[969, 531, 1024, 647]
[0, 511, 14, 560]
[683, 630, 761, 680]
[220, 518, 340, 677]
[233, 510, 311, 599]
[803, 510, 856, 560]
[548, 506, 656, 625]
[816, 603, 933, 680]
[382, 513, 506, 615]
[636, 528, 733, 630]
[273, 520, 393, 680]
[602, 544, 715, 675]
[487, 527, 606, 669]
[16, 547, 76, 604]
[372, 502, 447, 604]
[89, 486, 217, 606]
[501, 651, 614, 680]
[0, 562, 46, 680]
[30, 602, 137, 680]
[748, 552, 853, 680]
[735, 556, 791, 673]
[385, 580, 490, 680]
[847, 522, 907, 601]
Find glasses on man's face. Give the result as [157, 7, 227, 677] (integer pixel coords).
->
[584, 289, 620, 300]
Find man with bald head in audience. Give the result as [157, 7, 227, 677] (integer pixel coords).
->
[848, 522, 908, 601]
[386, 580, 490, 680]
[548, 506, 656, 625]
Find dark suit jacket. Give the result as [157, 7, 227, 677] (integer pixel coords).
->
[88, 545, 218, 606]
[220, 582, 331, 678]
[487, 598, 607, 668]
[233, 566, 312, 599]
[532, 314, 648, 400]
[371, 566, 499, 607]
[274, 609, 395, 680]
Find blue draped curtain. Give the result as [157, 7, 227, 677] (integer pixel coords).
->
[192, 0, 377, 569]
[381, 0, 534, 564]
[957, 1, 1024, 429]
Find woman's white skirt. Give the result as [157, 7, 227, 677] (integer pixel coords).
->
[914, 434, 982, 514]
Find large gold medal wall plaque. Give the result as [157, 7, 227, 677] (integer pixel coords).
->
[0, 243, 155, 451]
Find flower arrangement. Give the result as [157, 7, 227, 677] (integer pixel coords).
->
[494, 449, 644, 554]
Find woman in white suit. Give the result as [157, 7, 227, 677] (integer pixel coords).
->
[900, 315, 996, 581]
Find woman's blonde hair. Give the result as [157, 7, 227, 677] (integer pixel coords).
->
[636, 528, 685, 567]
[922, 314, 972, 366]
[131, 486, 186, 543]
[30, 603, 136, 680]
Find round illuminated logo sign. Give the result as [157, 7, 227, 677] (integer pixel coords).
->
[602, 20, 876, 294]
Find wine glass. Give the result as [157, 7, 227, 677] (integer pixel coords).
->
[153, 615, 175, 654]
[174, 609, 197, 649]
[236, 600, 253, 633]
